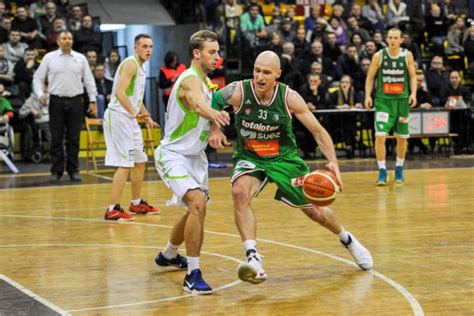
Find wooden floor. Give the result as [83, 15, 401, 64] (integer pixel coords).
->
[0, 166, 473, 315]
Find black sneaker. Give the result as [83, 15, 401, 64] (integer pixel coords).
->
[155, 252, 187, 269]
[183, 269, 212, 294]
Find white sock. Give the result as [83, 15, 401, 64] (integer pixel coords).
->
[243, 240, 257, 253]
[187, 256, 200, 274]
[162, 241, 179, 260]
[339, 228, 350, 244]
[131, 198, 142, 205]
[377, 160, 386, 170]
[108, 204, 116, 211]
[396, 157, 405, 167]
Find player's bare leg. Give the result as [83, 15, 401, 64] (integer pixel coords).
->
[395, 136, 408, 183]
[375, 136, 388, 185]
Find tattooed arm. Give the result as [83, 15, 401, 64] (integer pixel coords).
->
[212, 81, 241, 111]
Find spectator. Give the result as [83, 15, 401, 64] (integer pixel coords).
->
[0, 1, 7, 19]
[277, 17, 296, 44]
[373, 30, 387, 50]
[402, 32, 422, 65]
[283, 5, 299, 32]
[439, 70, 472, 153]
[330, 75, 363, 158]
[13, 48, 38, 98]
[360, 40, 377, 61]
[29, 0, 47, 19]
[386, 0, 410, 31]
[349, 3, 372, 32]
[85, 49, 98, 69]
[409, 71, 432, 154]
[306, 17, 327, 44]
[73, 15, 102, 54]
[332, 4, 348, 31]
[2, 30, 28, 66]
[309, 61, 331, 89]
[224, 0, 242, 30]
[464, 25, 474, 72]
[45, 16, 66, 51]
[56, 0, 71, 19]
[268, 6, 283, 27]
[19, 85, 50, 146]
[353, 57, 371, 94]
[425, 4, 448, 55]
[280, 41, 303, 89]
[0, 17, 11, 44]
[350, 32, 365, 55]
[293, 27, 308, 58]
[104, 48, 120, 81]
[335, 44, 360, 80]
[362, 0, 385, 32]
[33, 31, 97, 183]
[93, 63, 112, 119]
[66, 5, 82, 32]
[0, 86, 13, 123]
[0, 45, 14, 90]
[304, 4, 321, 32]
[12, 6, 42, 48]
[266, 31, 283, 56]
[326, 17, 347, 48]
[445, 15, 466, 55]
[346, 15, 371, 42]
[158, 50, 186, 110]
[240, 3, 267, 48]
[323, 31, 343, 63]
[425, 55, 449, 107]
[295, 73, 328, 159]
[38, 1, 61, 41]
[301, 40, 334, 78]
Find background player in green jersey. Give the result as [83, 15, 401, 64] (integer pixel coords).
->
[364, 28, 417, 185]
[210, 51, 373, 285]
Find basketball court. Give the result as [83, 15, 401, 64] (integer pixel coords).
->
[0, 156, 473, 315]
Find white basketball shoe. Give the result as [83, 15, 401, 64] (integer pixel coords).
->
[237, 249, 268, 284]
[341, 232, 374, 270]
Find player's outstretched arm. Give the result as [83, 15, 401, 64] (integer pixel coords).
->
[364, 52, 381, 110]
[212, 81, 241, 112]
[180, 76, 230, 128]
[288, 89, 343, 190]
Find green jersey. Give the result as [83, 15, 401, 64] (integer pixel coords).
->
[233, 80, 298, 160]
[375, 48, 409, 99]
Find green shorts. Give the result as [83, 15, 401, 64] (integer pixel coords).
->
[374, 97, 410, 138]
[231, 153, 313, 208]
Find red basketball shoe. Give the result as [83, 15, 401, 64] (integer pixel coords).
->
[104, 204, 134, 222]
[129, 199, 161, 215]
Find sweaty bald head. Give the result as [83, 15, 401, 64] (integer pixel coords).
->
[255, 50, 281, 71]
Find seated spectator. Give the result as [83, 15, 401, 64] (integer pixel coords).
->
[362, 0, 385, 32]
[277, 17, 296, 44]
[306, 17, 327, 44]
[283, 5, 299, 33]
[29, 0, 47, 19]
[402, 33, 422, 65]
[56, 0, 71, 20]
[293, 27, 308, 58]
[445, 15, 466, 55]
[224, 0, 242, 30]
[301, 40, 334, 78]
[19, 86, 50, 144]
[329, 75, 363, 158]
[73, 15, 102, 54]
[331, 4, 347, 31]
[45, 17, 66, 51]
[323, 31, 343, 63]
[464, 25, 474, 72]
[85, 49, 98, 70]
[67, 5, 82, 32]
[104, 49, 120, 81]
[439, 70, 472, 153]
[350, 33, 365, 55]
[294, 73, 329, 159]
[335, 44, 361, 80]
[409, 71, 432, 154]
[0, 1, 7, 19]
[304, 4, 321, 32]
[0, 86, 13, 123]
[326, 17, 347, 48]
[0, 45, 15, 92]
[353, 57, 371, 94]
[240, 3, 267, 48]
[12, 6, 42, 48]
[386, 0, 410, 31]
[360, 40, 377, 61]
[309, 61, 331, 89]
[13, 48, 38, 98]
[265, 32, 283, 56]
[2, 30, 28, 66]
[93, 64, 112, 119]
[0, 17, 12, 44]
[425, 55, 450, 107]
[349, 3, 372, 32]
[346, 15, 371, 43]
[38, 1, 61, 41]
[373, 30, 387, 50]
[280, 42, 303, 89]
[425, 4, 448, 55]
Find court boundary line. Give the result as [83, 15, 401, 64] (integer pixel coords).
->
[0, 273, 70, 315]
[0, 214, 424, 315]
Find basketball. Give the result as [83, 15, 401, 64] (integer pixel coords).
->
[303, 169, 340, 206]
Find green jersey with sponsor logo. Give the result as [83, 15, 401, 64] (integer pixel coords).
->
[232, 79, 298, 160]
[376, 48, 409, 99]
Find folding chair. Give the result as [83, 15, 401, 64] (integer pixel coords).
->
[84, 117, 105, 173]
[137, 117, 156, 157]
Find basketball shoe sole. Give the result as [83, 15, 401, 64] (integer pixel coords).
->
[237, 261, 268, 284]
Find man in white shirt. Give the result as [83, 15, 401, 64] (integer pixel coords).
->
[33, 31, 97, 182]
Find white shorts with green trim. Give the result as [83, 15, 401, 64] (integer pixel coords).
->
[154, 146, 209, 208]
[103, 109, 148, 167]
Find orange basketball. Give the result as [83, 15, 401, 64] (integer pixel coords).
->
[303, 169, 340, 206]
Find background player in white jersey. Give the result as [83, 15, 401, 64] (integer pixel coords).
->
[154, 30, 230, 295]
[103, 33, 160, 221]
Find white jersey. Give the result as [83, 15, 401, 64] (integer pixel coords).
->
[107, 55, 146, 114]
[160, 67, 212, 155]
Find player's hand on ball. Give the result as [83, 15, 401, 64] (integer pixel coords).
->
[325, 161, 343, 191]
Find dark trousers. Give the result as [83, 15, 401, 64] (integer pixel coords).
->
[49, 95, 84, 175]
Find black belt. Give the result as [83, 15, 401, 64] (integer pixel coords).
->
[50, 94, 82, 99]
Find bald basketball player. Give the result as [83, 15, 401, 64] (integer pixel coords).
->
[209, 51, 373, 284]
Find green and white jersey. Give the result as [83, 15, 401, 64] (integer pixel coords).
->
[160, 67, 212, 155]
[375, 48, 409, 99]
[233, 80, 298, 160]
[108, 55, 146, 114]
